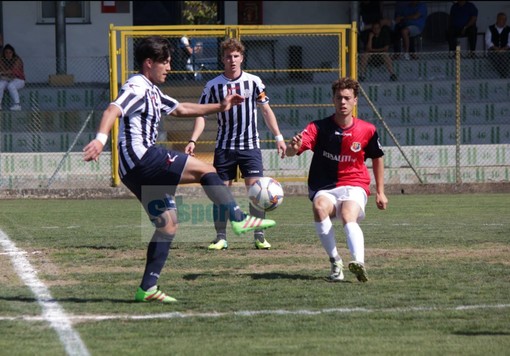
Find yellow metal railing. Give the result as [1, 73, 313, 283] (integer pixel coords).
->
[109, 23, 358, 186]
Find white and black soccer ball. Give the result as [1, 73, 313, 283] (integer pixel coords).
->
[248, 177, 284, 212]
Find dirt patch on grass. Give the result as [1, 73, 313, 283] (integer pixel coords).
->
[1, 243, 507, 287]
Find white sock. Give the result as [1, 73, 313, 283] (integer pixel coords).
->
[344, 222, 364, 263]
[315, 218, 340, 260]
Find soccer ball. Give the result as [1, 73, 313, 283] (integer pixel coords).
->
[248, 177, 284, 212]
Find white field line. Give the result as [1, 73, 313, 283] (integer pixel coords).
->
[0, 229, 90, 356]
[0, 304, 509, 323]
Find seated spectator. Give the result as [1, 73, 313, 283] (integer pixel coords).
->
[360, 1, 384, 51]
[485, 12, 510, 78]
[359, 1, 394, 52]
[392, 1, 427, 60]
[447, 0, 478, 57]
[0, 44, 25, 111]
[359, 21, 398, 82]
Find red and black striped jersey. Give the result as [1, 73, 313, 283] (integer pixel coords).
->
[297, 115, 384, 200]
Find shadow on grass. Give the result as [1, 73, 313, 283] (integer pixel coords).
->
[0, 296, 139, 303]
[182, 272, 328, 281]
[452, 330, 510, 336]
[250, 272, 326, 281]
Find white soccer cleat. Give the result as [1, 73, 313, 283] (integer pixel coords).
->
[329, 259, 344, 281]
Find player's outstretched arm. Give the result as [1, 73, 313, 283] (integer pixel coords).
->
[286, 133, 303, 157]
[83, 104, 121, 162]
[173, 94, 244, 117]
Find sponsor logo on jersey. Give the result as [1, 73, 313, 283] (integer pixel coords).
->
[323, 150, 356, 163]
[228, 83, 241, 95]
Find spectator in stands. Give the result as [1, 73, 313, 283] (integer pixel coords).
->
[485, 12, 510, 78]
[392, 1, 427, 60]
[0, 44, 25, 111]
[177, 36, 206, 81]
[447, 1, 478, 58]
[359, 1, 393, 52]
[360, 1, 383, 50]
[359, 21, 398, 82]
[178, 35, 195, 80]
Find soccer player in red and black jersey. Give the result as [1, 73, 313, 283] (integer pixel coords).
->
[286, 77, 388, 283]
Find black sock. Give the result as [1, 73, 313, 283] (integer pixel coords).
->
[140, 230, 174, 291]
[200, 172, 245, 222]
[213, 204, 228, 241]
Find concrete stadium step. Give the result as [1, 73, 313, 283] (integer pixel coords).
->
[357, 101, 510, 126]
[358, 78, 510, 105]
[360, 53, 505, 82]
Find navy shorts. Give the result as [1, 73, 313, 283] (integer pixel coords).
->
[121, 145, 188, 204]
[213, 148, 263, 181]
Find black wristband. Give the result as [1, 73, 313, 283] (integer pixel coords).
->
[188, 140, 196, 144]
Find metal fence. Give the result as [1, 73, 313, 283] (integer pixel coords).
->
[0, 56, 112, 190]
[107, 24, 353, 187]
[358, 48, 510, 184]
[0, 24, 508, 191]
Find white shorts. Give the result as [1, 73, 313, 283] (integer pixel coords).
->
[313, 186, 367, 221]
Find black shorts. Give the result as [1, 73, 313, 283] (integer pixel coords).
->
[121, 145, 188, 203]
[213, 148, 264, 181]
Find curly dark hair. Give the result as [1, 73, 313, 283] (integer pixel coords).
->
[331, 77, 359, 98]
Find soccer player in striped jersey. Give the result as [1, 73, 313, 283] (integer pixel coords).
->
[185, 38, 286, 251]
[83, 36, 276, 303]
[286, 77, 388, 283]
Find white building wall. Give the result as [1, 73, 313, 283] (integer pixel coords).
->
[3, 1, 132, 83]
[1, 1, 508, 82]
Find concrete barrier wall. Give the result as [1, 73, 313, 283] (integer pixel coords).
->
[1, 144, 508, 189]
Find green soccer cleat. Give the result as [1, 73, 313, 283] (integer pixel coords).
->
[231, 215, 276, 236]
[330, 260, 344, 282]
[134, 286, 177, 303]
[348, 261, 368, 282]
[208, 239, 228, 250]
[254, 238, 271, 250]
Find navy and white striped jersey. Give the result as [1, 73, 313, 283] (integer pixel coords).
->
[112, 74, 179, 178]
[199, 71, 268, 150]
